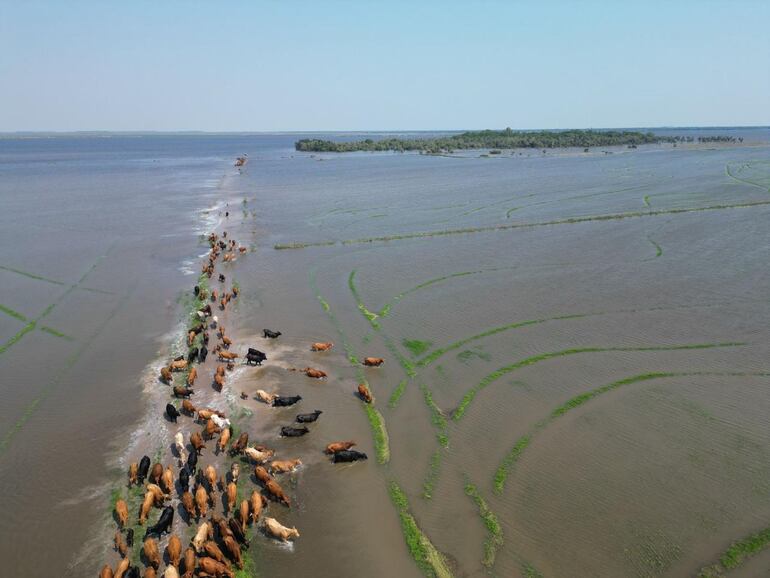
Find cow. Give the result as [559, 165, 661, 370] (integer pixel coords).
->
[225, 482, 237, 514]
[269, 459, 302, 474]
[249, 490, 266, 525]
[204, 465, 218, 494]
[230, 463, 240, 484]
[143, 537, 161, 569]
[264, 517, 300, 542]
[182, 548, 195, 578]
[179, 466, 190, 492]
[218, 274, 226, 283]
[181, 491, 195, 522]
[213, 372, 225, 391]
[223, 534, 244, 569]
[187, 348, 199, 364]
[166, 403, 180, 423]
[161, 466, 174, 494]
[239, 500, 250, 532]
[160, 366, 173, 384]
[114, 530, 127, 558]
[245, 349, 266, 366]
[265, 479, 291, 507]
[272, 395, 302, 407]
[128, 462, 138, 487]
[186, 449, 198, 472]
[181, 399, 196, 415]
[170, 359, 188, 372]
[204, 419, 221, 440]
[333, 450, 369, 463]
[190, 431, 205, 455]
[166, 534, 182, 568]
[173, 386, 194, 399]
[126, 528, 134, 548]
[254, 465, 272, 484]
[138, 493, 154, 525]
[255, 389, 276, 404]
[229, 432, 248, 456]
[198, 557, 234, 578]
[228, 517, 250, 547]
[280, 425, 309, 437]
[150, 463, 163, 484]
[195, 485, 209, 519]
[199, 345, 208, 363]
[218, 351, 238, 362]
[311, 342, 333, 351]
[363, 357, 385, 367]
[115, 499, 128, 528]
[186, 367, 197, 386]
[137, 456, 151, 483]
[191, 521, 212, 553]
[244, 447, 274, 464]
[217, 428, 231, 454]
[202, 541, 228, 566]
[163, 565, 178, 578]
[100, 564, 114, 578]
[114, 559, 129, 578]
[263, 329, 281, 339]
[296, 410, 322, 423]
[357, 383, 373, 403]
[325, 441, 356, 454]
[221, 335, 232, 348]
[174, 432, 187, 465]
[301, 367, 326, 379]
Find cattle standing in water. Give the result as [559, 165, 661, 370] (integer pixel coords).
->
[325, 441, 356, 454]
[357, 383, 373, 403]
[186, 449, 198, 472]
[173, 386, 194, 398]
[280, 425, 309, 437]
[181, 491, 195, 522]
[255, 389, 276, 404]
[263, 329, 281, 339]
[137, 456, 151, 483]
[301, 367, 327, 379]
[181, 399, 196, 415]
[128, 463, 138, 487]
[186, 367, 197, 386]
[264, 517, 300, 542]
[160, 366, 173, 384]
[245, 348, 266, 365]
[219, 274, 225, 283]
[265, 479, 291, 507]
[187, 348, 199, 363]
[144, 506, 174, 539]
[199, 345, 208, 363]
[190, 432, 205, 454]
[332, 450, 368, 463]
[228, 517, 250, 547]
[166, 403, 180, 422]
[249, 490, 266, 524]
[272, 395, 302, 407]
[311, 342, 333, 351]
[363, 357, 385, 367]
[296, 410, 322, 423]
[269, 459, 302, 474]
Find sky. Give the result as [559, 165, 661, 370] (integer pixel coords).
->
[1, 0, 768, 132]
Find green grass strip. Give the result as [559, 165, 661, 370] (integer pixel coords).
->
[493, 370, 770, 494]
[274, 199, 770, 250]
[464, 481, 504, 569]
[420, 382, 449, 447]
[389, 481, 453, 578]
[0, 321, 36, 355]
[0, 304, 27, 322]
[364, 404, 390, 464]
[389, 379, 408, 408]
[403, 339, 433, 357]
[348, 269, 381, 328]
[647, 236, 663, 258]
[39, 326, 75, 340]
[643, 195, 651, 207]
[725, 161, 770, 191]
[455, 342, 743, 421]
[0, 264, 68, 286]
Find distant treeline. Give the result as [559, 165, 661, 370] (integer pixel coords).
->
[295, 128, 742, 153]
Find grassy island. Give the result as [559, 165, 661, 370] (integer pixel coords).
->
[295, 128, 671, 153]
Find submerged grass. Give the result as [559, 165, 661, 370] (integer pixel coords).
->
[453, 342, 744, 421]
[419, 382, 449, 447]
[403, 339, 433, 357]
[646, 236, 663, 258]
[389, 481, 453, 578]
[364, 402, 390, 464]
[348, 270, 380, 328]
[39, 325, 74, 340]
[389, 379, 408, 408]
[273, 199, 770, 249]
[464, 481, 503, 568]
[0, 304, 27, 322]
[422, 450, 441, 499]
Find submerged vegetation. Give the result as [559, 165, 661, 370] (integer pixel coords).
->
[698, 524, 770, 576]
[296, 128, 669, 153]
[464, 482, 504, 568]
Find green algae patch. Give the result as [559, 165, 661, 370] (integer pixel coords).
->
[389, 481, 453, 578]
[403, 339, 433, 357]
[464, 482, 503, 568]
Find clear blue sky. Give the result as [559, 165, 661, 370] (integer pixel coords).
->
[1, 0, 768, 131]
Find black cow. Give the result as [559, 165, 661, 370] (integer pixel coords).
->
[186, 450, 198, 472]
[199, 345, 208, 363]
[296, 410, 322, 423]
[137, 456, 150, 483]
[263, 329, 282, 339]
[218, 274, 225, 283]
[165, 403, 179, 423]
[179, 467, 190, 492]
[228, 517, 250, 548]
[332, 450, 368, 463]
[144, 506, 174, 539]
[246, 348, 266, 366]
[126, 567, 139, 578]
[272, 395, 302, 407]
[194, 285, 200, 296]
[126, 528, 134, 548]
[202, 332, 209, 345]
[280, 425, 309, 437]
[173, 355, 184, 362]
[187, 347, 199, 363]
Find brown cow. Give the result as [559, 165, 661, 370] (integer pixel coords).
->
[195, 485, 209, 519]
[264, 517, 300, 542]
[114, 530, 127, 558]
[357, 383, 373, 403]
[182, 399, 196, 415]
[198, 557, 234, 578]
[363, 357, 385, 367]
[181, 491, 195, 521]
[223, 535, 243, 569]
[217, 428, 231, 454]
[114, 559, 129, 578]
[265, 479, 290, 507]
[204, 419, 221, 440]
[161, 466, 174, 494]
[128, 463, 138, 487]
[210, 289, 218, 302]
[170, 359, 188, 372]
[187, 367, 197, 386]
[245, 447, 273, 464]
[218, 351, 238, 361]
[202, 541, 228, 566]
[167, 534, 182, 568]
[269, 459, 302, 474]
[221, 336, 232, 347]
[160, 366, 173, 384]
[212, 514, 234, 542]
[254, 465, 272, 484]
[311, 342, 333, 351]
[138, 492, 154, 525]
[150, 463, 163, 484]
[143, 537, 161, 569]
[225, 482, 237, 513]
[325, 441, 356, 454]
[238, 500, 250, 533]
[301, 367, 326, 379]
[187, 331, 196, 347]
[190, 431, 205, 454]
[215, 365, 226, 377]
[182, 547, 196, 578]
[229, 432, 248, 456]
[213, 372, 225, 390]
[115, 499, 128, 528]
[100, 565, 114, 578]
[145, 567, 157, 578]
[205, 465, 218, 493]
[173, 386, 193, 398]
[146, 484, 167, 506]
[249, 490, 266, 524]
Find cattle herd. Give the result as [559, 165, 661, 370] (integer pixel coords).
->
[103, 226, 377, 577]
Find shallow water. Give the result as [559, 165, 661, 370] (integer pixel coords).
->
[1, 129, 769, 577]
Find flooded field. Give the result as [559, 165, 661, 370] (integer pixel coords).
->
[1, 129, 769, 577]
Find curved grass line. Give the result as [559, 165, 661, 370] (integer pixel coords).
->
[698, 525, 770, 577]
[0, 304, 27, 322]
[725, 162, 770, 191]
[643, 194, 651, 208]
[0, 321, 37, 355]
[646, 236, 663, 258]
[492, 370, 770, 494]
[348, 269, 380, 328]
[464, 481, 504, 569]
[0, 287, 134, 455]
[273, 199, 770, 250]
[454, 342, 744, 421]
[389, 481, 453, 578]
[420, 382, 449, 447]
[389, 379, 408, 408]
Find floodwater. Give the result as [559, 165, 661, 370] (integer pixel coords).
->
[1, 128, 769, 577]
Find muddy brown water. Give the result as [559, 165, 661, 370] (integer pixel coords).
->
[1, 130, 770, 577]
